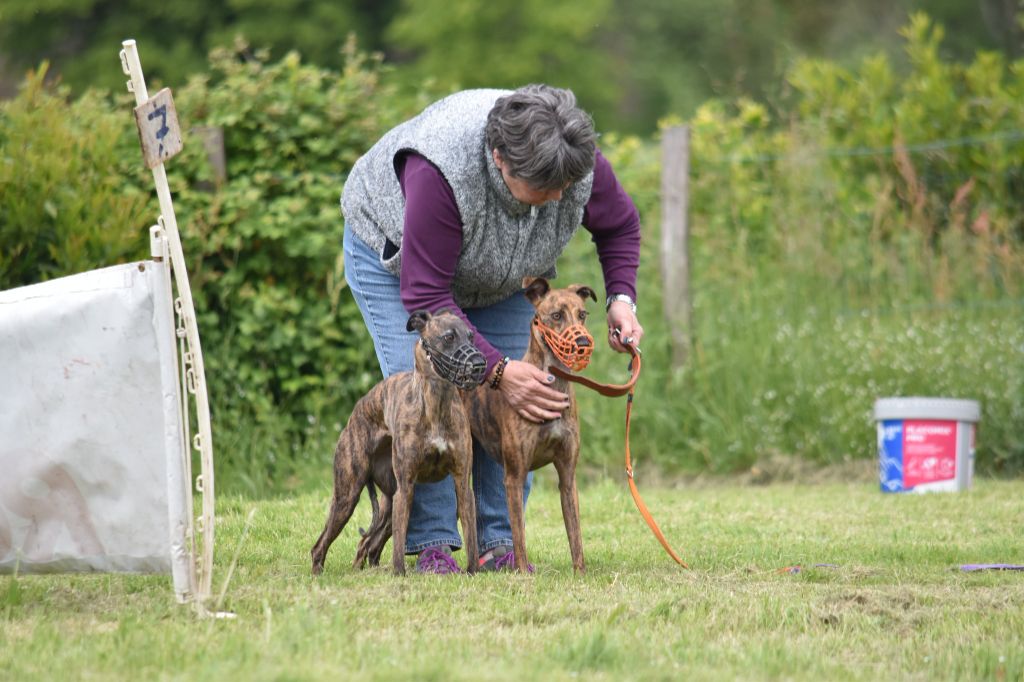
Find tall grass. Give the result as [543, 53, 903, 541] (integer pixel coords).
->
[552, 95, 1024, 480]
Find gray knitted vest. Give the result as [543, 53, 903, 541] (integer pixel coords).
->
[341, 89, 594, 309]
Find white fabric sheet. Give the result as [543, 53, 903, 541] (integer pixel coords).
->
[0, 261, 191, 598]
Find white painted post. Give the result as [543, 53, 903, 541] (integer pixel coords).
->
[120, 39, 215, 607]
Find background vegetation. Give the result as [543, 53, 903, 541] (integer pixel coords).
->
[2, 11, 1021, 681]
[0, 5, 1022, 495]
[563, 15, 1024, 482]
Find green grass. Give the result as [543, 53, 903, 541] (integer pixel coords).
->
[3, 475, 1023, 681]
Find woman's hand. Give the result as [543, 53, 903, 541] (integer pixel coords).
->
[497, 359, 571, 423]
[606, 300, 643, 353]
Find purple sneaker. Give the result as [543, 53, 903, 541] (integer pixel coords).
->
[415, 546, 461, 575]
[479, 545, 535, 573]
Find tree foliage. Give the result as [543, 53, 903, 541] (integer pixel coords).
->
[0, 0, 398, 99]
[163, 41, 425, 486]
[386, 0, 616, 118]
[0, 0, 1019, 132]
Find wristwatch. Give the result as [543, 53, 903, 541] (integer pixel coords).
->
[605, 293, 637, 314]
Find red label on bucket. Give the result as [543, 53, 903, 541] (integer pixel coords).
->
[903, 420, 957, 487]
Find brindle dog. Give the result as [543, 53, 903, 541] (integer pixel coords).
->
[310, 310, 479, 576]
[462, 278, 596, 573]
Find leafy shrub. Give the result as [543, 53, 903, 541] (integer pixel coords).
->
[0, 64, 151, 286]
[166, 40, 432, 493]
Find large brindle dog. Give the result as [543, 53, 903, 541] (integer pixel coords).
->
[463, 278, 596, 573]
[310, 310, 484, 576]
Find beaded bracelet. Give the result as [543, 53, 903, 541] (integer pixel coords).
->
[489, 356, 510, 390]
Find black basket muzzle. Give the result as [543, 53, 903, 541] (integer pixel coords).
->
[420, 339, 487, 389]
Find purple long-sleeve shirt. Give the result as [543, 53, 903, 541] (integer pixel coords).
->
[397, 149, 640, 374]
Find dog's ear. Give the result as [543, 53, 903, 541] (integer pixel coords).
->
[406, 310, 431, 333]
[524, 277, 550, 304]
[570, 284, 597, 303]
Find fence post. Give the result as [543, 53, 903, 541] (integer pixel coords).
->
[193, 126, 227, 187]
[660, 124, 692, 368]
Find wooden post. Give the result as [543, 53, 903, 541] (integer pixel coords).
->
[193, 126, 227, 186]
[660, 125, 692, 368]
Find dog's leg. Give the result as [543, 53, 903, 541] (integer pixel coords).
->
[354, 480, 379, 569]
[355, 493, 393, 568]
[503, 461, 531, 573]
[554, 454, 586, 574]
[452, 451, 478, 574]
[366, 501, 393, 567]
[311, 416, 377, 575]
[310, 476, 363, 575]
[390, 461, 416, 576]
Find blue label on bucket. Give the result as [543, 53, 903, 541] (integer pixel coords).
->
[879, 419, 905, 492]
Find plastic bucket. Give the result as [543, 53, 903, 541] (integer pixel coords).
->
[875, 397, 980, 493]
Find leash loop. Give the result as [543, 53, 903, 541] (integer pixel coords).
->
[550, 345, 690, 569]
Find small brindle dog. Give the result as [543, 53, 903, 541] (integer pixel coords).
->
[310, 310, 483, 576]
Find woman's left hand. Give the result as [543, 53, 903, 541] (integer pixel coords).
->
[606, 300, 643, 353]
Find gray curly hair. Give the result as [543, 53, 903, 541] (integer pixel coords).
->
[485, 84, 597, 191]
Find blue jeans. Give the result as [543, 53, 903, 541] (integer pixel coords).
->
[342, 223, 533, 554]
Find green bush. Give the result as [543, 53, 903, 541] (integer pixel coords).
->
[0, 64, 151, 286]
[165, 40, 434, 494]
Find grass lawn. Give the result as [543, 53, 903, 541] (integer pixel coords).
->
[2, 474, 1022, 681]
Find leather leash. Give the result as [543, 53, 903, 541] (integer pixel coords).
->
[549, 345, 690, 568]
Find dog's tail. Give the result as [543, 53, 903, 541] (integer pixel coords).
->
[358, 480, 379, 537]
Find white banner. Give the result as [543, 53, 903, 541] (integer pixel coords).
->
[0, 261, 192, 599]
